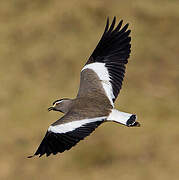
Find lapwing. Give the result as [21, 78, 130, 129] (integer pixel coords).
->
[28, 17, 140, 158]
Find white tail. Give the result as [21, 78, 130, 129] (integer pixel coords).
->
[107, 109, 139, 127]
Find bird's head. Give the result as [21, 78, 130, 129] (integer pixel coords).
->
[48, 98, 73, 113]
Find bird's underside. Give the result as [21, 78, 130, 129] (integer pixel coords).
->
[28, 17, 140, 158]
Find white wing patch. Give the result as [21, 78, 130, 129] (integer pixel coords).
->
[48, 116, 106, 134]
[82, 62, 114, 106]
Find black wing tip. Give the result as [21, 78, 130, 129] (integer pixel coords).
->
[87, 16, 131, 64]
[27, 151, 56, 159]
[27, 152, 46, 158]
[28, 131, 75, 158]
[104, 16, 110, 33]
[27, 155, 35, 158]
[105, 16, 129, 33]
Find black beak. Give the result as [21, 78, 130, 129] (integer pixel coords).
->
[48, 107, 54, 111]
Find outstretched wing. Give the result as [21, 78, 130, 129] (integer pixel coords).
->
[77, 17, 131, 106]
[28, 113, 106, 158]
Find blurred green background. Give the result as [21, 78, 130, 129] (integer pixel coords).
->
[0, 0, 179, 179]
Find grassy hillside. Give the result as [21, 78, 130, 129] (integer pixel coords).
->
[0, 0, 179, 179]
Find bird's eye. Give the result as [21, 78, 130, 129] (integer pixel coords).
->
[55, 102, 60, 106]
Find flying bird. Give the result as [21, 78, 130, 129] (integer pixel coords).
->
[28, 17, 140, 158]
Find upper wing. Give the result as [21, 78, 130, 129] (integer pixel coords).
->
[77, 17, 131, 106]
[28, 112, 106, 158]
